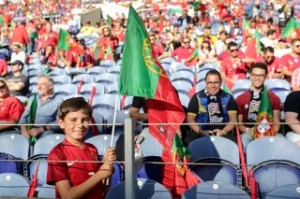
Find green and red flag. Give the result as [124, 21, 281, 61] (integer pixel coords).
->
[184, 47, 199, 67]
[28, 94, 38, 143]
[253, 88, 275, 139]
[253, 30, 262, 55]
[118, 6, 200, 197]
[57, 29, 71, 51]
[281, 18, 300, 39]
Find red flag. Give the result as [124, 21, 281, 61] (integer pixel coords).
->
[118, 6, 200, 197]
[89, 86, 100, 136]
[184, 47, 199, 67]
[77, 79, 85, 93]
[249, 169, 257, 199]
[27, 162, 39, 197]
[189, 76, 197, 98]
[120, 95, 127, 109]
[236, 125, 249, 187]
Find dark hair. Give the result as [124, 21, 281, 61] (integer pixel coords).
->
[291, 38, 300, 45]
[263, 46, 274, 54]
[266, 29, 276, 36]
[227, 41, 238, 50]
[58, 97, 92, 120]
[205, 69, 222, 81]
[250, 62, 268, 74]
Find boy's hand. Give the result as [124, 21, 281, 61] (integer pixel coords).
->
[103, 147, 116, 166]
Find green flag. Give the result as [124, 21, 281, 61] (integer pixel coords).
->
[28, 94, 38, 143]
[253, 88, 275, 139]
[0, 15, 4, 26]
[253, 30, 262, 55]
[106, 15, 113, 25]
[57, 29, 71, 51]
[118, 6, 200, 197]
[281, 18, 300, 38]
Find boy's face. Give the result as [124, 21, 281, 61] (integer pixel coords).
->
[58, 109, 90, 142]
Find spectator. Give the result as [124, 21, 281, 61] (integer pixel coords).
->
[197, 38, 217, 65]
[96, 25, 118, 62]
[47, 97, 116, 199]
[40, 44, 58, 69]
[280, 38, 300, 82]
[10, 42, 26, 64]
[76, 41, 94, 68]
[149, 34, 164, 58]
[220, 41, 247, 89]
[37, 21, 59, 54]
[260, 29, 277, 48]
[19, 75, 64, 139]
[10, 21, 29, 49]
[185, 69, 237, 144]
[0, 79, 24, 133]
[165, 37, 195, 62]
[284, 91, 300, 146]
[215, 30, 228, 56]
[5, 60, 29, 96]
[129, 96, 148, 122]
[236, 62, 281, 148]
[177, 8, 192, 29]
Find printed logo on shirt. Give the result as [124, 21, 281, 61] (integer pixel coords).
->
[248, 100, 260, 121]
[67, 160, 78, 166]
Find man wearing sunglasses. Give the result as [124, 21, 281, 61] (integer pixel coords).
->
[220, 41, 247, 89]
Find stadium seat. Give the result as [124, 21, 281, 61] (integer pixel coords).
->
[0, 152, 24, 175]
[92, 94, 119, 120]
[265, 184, 300, 199]
[231, 79, 251, 94]
[33, 134, 65, 156]
[37, 184, 55, 199]
[159, 57, 176, 65]
[65, 67, 86, 76]
[107, 82, 118, 94]
[106, 178, 172, 199]
[79, 82, 105, 100]
[139, 128, 163, 157]
[94, 73, 118, 88]
[197, 70, 209, 83]
[86, 66, 106, 76]
[196, 81, 205, 92]
[107, 65, 121, 75]
[15, 95, 29, 105]
[52, 75, 72, 85]
[182, 181, 250, 199]
[54, 84, 77, 99]
[72, 74, 94, 86]
[48, 68, 67, 76]
[25, 154, 48, 186]
[171, 71, 194, 87]
[120, 95, 133, 110]
[188, 136, 242, 186]
[264, 78, 291, 92]
[172, 80, 192, 96]
[170, 62, 195, 74]
[28, 69, 44, 79]
[246, 137, 300, 198]
[0, 133, 29, 160]
[178, 93, 190, 109]
[106, 109, 130, 127]
[136, 156, 163, 183]
[99, 60, 116, 68]
[0, 173, 29, 197]
[85, 134, 117, 156]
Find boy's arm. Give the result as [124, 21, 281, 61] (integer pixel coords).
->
[56, 148, 116, 199]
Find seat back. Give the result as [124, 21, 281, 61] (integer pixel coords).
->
[37, 184, 55, 199]
[85, 134, 117, 156]
[265, 184, 300, 199]
[33, 134, 65, 156]
[0, 133, 29, 160]
[182, 181, 250, 199]
[139, 128, 163, 157]
[0, 173, 29, 197]
[0, 152, 24, 175]
[106, 178, 172, 199]
[24, 154, 48, 186]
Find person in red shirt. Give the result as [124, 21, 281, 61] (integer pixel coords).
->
[220, 41, 247, 89]
[10, 21, 29, 48]
[96, 26, 118, 62]
[40, 44, 58, 69]
[236, 62, 281, 148]
[47, 97, 116, 199]
[0, 79, 24, 132]
[149, 34, 164, 58]
[37, 21, 58, 54]
[255, 46, 283, 79]
[280, 38, 300, 81]
[167, 37, 195, 62]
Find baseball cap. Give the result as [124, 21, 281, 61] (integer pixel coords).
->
[10, 60, 24, 66]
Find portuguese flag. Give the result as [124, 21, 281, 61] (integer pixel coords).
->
[57, 29, 71, 50]
[281, 18, 300, 39]
[118, 6, 200, 197]
[184, 47, 199, 67]
[253, 88, 275, 139]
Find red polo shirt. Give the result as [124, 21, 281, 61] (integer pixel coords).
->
[47, 139, 105, 199]
[0, 96, 24, 121]
[171, 47, 195, 62]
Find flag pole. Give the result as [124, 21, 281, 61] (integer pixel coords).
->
[110, 93, 119, 147]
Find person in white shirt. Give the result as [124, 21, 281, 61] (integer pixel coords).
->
[10, 42, 26, 64]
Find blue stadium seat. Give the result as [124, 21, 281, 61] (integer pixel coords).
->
[172, 80, 192, 96]
[0, 173, 29, 197]
[182, 181, 250, 199]
[107, 65, 121, 75]
[179, 93, 190, 109]
[54, 84, 77, 99]
[264, 78, 291, 92]
[106, 109, 130, 128]
[85, 134, 117, 156]
[246, 137, 300, 198]
[99, 60, 116, 68]
[265, 184, 300, 199]
[188, 136, 242, 186]
[196, 81, 205, 92]
[121, 95, 133, 110]
[72, 74, 94, 86]
[171, 71, 194, 87]
[65, 67, 86, 76]
[25, 154, 48, 186]
[86, 66, 106, 76]
[139, 128, 163, 157]
[170, 62, 195, 74]
[92, 94, 119, 120]
[0, 133, 29, 160]
[107, 82, 118, 94]
[231, 79, 251, 94]
[48, 68, 67, 76]
[94, 73, 118, 88]
[0, 152, 24, 175]
[37, 184, 55, 199]
[52, 75, 72, 85]
[136, 156, 163, 183]
[106, 178, 172, 199]
[79, 82, 105, 100]
[33, 134, 65, 156]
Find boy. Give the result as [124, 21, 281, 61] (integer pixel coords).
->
[47, 97, 116, 199]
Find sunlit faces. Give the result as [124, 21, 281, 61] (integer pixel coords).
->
[229, 46, 239, 58]
[263, 51, 275, 64]
[205, 74, 221, 96]
[292, 42, 300, 55]
[58, 109, 90, 142]
[250, 68, 266, 89]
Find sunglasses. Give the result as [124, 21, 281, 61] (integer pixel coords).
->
[230, 49, 238, 52]
[183, 41, 190, 44]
